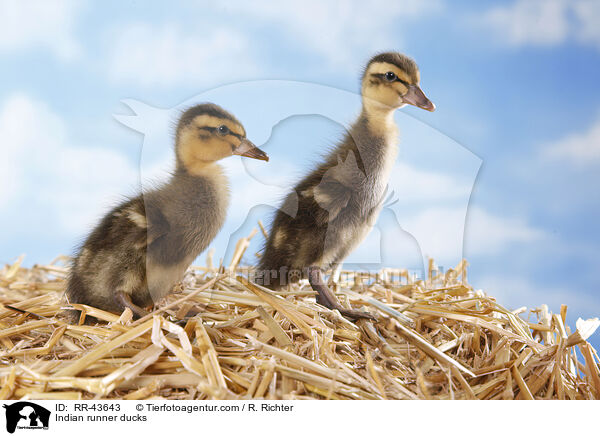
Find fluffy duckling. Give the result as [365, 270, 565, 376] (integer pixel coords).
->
[65, 103, 268, 321]
[258, 52, 434, 320]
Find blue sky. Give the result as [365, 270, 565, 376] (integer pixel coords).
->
[1, 0, 599, 346]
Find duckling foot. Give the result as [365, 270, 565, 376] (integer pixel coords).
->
[115, 291, 150, 319]
[306, 266, 375, 321]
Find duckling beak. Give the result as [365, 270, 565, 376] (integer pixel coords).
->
[403, 85, 436, 112]
[233, 138, 269, 162]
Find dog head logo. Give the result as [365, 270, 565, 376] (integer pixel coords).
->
[3, 402, 50, 433]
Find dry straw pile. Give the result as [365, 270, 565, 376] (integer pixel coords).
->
[1, 231, 599, 400]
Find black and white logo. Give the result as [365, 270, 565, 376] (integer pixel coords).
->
[2, 402, 50, 434]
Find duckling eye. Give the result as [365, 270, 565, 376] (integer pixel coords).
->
[385, 72, 397, 82]
[217, 125, 229, 135]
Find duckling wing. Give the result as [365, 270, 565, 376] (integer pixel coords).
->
[310, 149, 366, 225]
[124, 199, 171, 248]
[311, 177, 352, 225]
[145, 202, 171, 246]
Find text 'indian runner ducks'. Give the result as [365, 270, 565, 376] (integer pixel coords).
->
[258, 52, 435, 320]
[65, 103, 268, 322]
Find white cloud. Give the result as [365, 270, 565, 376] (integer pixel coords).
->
[225, 159, 300, 221]
[397, 207, 465, 262]
[109, 23, 260, 86]
[464, 207, 544, 255]
[107, 1, 443, 85]
[480, 0, 569, 46]
[0, 95, 138, 235]
[226, 0, 443, 67]
[0, 0, 82, 59]
[572, 0, 600, 47]
[389, 162, 471, 204]
[542, 116, 600, 164]
[384, 205, 544, 265]
[477, 0, 600, 50]
[379, 164, 543, 263]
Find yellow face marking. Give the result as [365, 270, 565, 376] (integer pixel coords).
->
[362, 61, 422, 112]
[177, 114, 248, 174]
[191, 114, 245, 137]
[366, 62, 413, 85]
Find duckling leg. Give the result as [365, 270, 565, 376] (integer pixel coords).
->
[306, 266, 375, 321]
[115, 291, 150, 319]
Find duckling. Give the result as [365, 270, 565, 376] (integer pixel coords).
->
[65, 103, 268, 321]
[257, 52, 434, 320]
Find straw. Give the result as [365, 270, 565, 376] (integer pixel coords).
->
[1, 239, 599, 399]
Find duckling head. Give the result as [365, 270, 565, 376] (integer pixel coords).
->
[175, 103, 268, 174]
[361, 52, 435, 112]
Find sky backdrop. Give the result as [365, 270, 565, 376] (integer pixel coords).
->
[1, 0, 599, 346]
